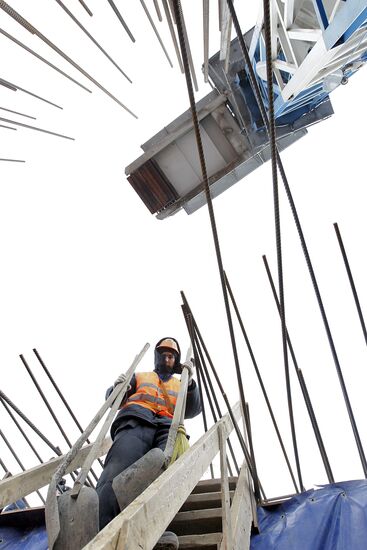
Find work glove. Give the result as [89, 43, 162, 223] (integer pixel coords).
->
[181, 359, 194, 384]
[113, 373, 131, 390]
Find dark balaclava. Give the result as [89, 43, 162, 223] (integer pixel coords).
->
[154, 337, 181, 381]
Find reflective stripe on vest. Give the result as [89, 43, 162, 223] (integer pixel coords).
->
[138, 382, 178, 398]
[122, 372, 180, 418]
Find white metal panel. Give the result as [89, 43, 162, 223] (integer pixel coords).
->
[174, 123, 228, 179]
[155, 140, 201, 197]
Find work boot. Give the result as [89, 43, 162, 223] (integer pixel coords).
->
[154, 531, 179, 549]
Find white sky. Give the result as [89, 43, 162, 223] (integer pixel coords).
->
[1, 1, 367, 506]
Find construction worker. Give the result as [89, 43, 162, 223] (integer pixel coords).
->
[96, 337, 202, 549]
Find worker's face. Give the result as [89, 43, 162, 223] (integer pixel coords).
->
[161, 351, 176, 369]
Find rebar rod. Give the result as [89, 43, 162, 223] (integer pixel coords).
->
[153, 0, 162, 21]
[0, 397, 72, 500]
[193, 343, 218, 425]
[197, 350, 236, 476]
[203, 0, 210, 82]
[162, 0, 183, 72]
[218, 0, 223, 31]
[298, 368, 333, 479]
[54, 0, 132, 83]
[194, 349, 215, 478]
[19, 354, 76, 447]
[0, 396, 68, 501]
[1, 398, 44, 464]
[178, 3, 199, 91]
[0, 458, 30, 507]
[0, 457, 9, 473]
[0, 77, 63, 109]
[9, 84, 61, 109]
[182, 299, 240, 475]
[19, 355, 94, 486]
[0, 123, 16, 130]
[183, 311, 214, 466]
[0, 158, 25, 162]
[180, 290, 263, 496]
[194, 318, 262, 491]
[196, 365, 215, 478]
[225, 272, 299, 491]
[1, 400, 71, 506]
[334, 223, 367, 346]
[219, 1, 232, 74]
[183, 309, 217, 432]
[0, 116, 73, 140]
[0, 28, 91, 93]
[168, 0, 176, 25]
[262, 0, 303, 492]
[183, 307, 217, 478]
[33, 348, 103, 473]
[106, 0, 135, 42]
[0, 1, 136, 117]
[0, 77, 16, 90]
[140, 0, 173, 67]
[225, 0, 367, 477]
[0, 106, 36, 119]
[78, 0, 92, 16]
[0, 390, 61, 455]
[0, 429, 45, 504]
[173, 0, 260, 499]
[262, 255, 335, 483]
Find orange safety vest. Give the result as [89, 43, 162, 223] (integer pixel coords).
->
[122, 372, 180, 419]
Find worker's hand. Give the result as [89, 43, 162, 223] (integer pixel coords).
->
[113, 373, 131, 390]
[181, 359, 194, 383]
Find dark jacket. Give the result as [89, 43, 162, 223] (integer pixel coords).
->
[109, 371, 202, 440]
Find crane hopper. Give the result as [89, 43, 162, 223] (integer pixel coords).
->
[125, 29, 334, 219]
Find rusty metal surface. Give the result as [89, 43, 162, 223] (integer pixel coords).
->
[128, 159, 179, 214]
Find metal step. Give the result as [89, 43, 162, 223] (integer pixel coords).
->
[180, 490, 235, 512]
[168, 507, 222, 536]
[177, 532, 222, 549]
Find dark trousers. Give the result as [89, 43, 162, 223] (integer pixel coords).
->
[96, 418, 170, 530]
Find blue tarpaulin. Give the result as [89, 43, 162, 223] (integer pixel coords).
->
[0, 525, 48, 549]
[1, 480, 367, 548]
[0, 508, 47, 550]
[251, 480, 367, 550]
